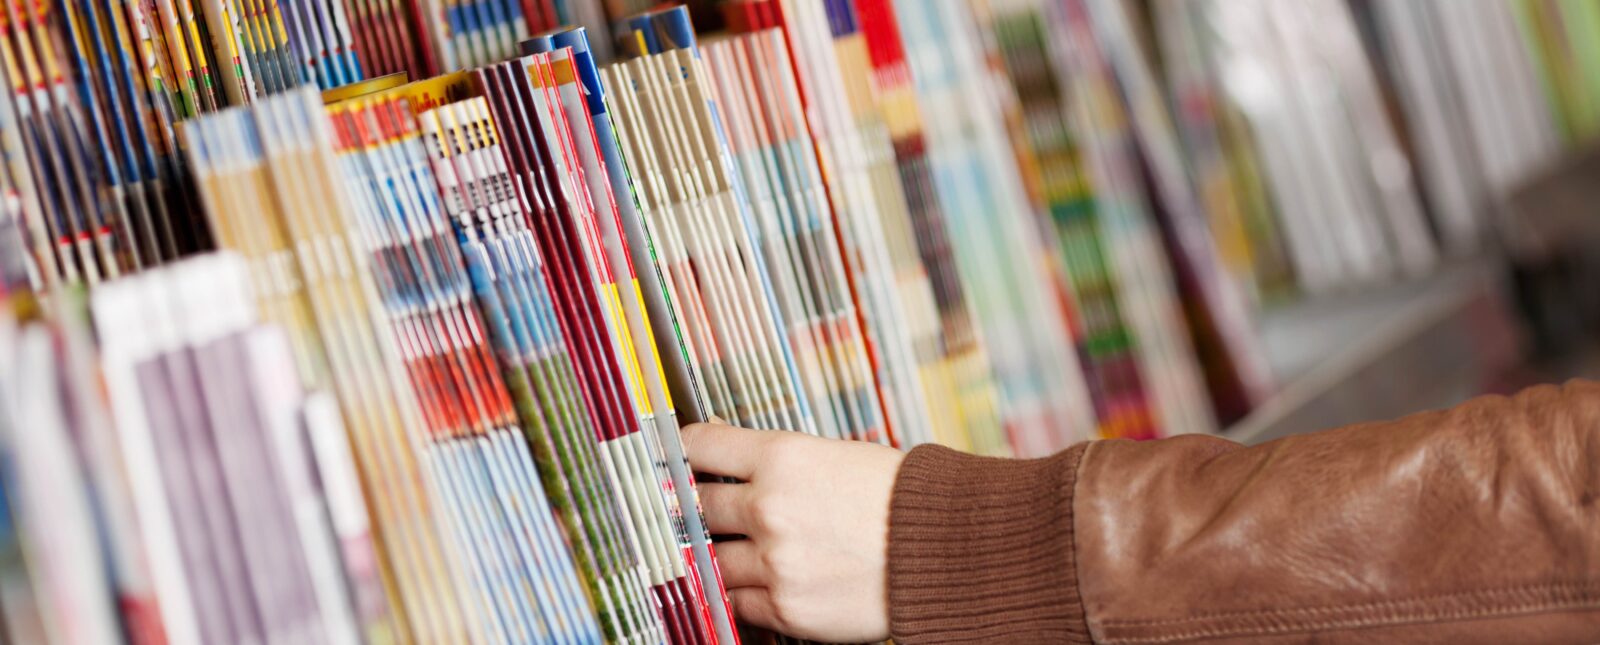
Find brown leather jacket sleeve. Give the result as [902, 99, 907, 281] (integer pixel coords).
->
[887, 379, 1600, 643]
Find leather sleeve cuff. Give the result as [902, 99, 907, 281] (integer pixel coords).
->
[887, 443, 1093, 644]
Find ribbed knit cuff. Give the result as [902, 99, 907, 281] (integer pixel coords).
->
[888, 443, 1092, 644]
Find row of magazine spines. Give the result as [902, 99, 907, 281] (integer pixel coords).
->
[473, 37, 908, 640]
[0, 0, 391, 288]
[321, 77, 716, 645]
[986, 7, 1163, 440]
[843, 0, 1006, 446]
[696, 30, 901, 446]
[30, 0, 561, 126]
[0, 0, 193, 286]
[83, 252, 413, 644]
[595, 43, 828, 443]
[430, 59, 727, 643]
[180, 90, 487, 644]
[190, 83, 710, 643]
[371, 92, 704, 645]
[183, 88, 504, 644]
[720, 0, 1089, 449]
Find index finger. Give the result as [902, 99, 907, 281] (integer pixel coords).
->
[679, 422, 776, 480]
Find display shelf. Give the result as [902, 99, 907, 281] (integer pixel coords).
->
[1503, 143, 1600, 263]
[1226, 261, 1523, 445]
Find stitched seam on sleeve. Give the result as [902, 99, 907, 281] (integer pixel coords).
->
[1068, 442, 1097, 645]
[1097, 580, 1600, 644]
[1102, 580, 1600, 626]
[1104, 597, 1600, 643]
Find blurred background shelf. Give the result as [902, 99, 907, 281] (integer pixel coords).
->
[1227, 261, 1523, 444]
[1228, 134, 1600, 445]
[1503, 143, 1600, 263]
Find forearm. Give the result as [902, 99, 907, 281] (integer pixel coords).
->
[888, 380, 1600, 643]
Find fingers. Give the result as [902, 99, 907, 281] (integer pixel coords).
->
[680, 422, 775, 480]
[710, 538, 764, 589]
[696, 482, 754, 535]
[727, 587, 781, 633]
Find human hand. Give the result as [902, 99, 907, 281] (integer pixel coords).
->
[680, 422, 905, 643]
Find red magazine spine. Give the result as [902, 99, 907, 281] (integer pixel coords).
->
[339, 0, 376, 76]
[515, 0, 538, 38]
[403, 0, 439, 77]
[531, 0, 555, 36]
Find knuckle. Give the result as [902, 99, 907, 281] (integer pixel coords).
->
[766, 590, 796, 632]
[760, 545, 801, 588]
[758, 546, 784, 578]
[750, 494, 788, 534]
